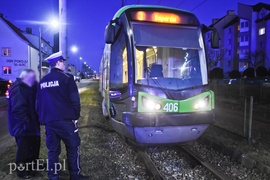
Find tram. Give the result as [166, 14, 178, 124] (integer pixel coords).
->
[99, 5, 219, 144]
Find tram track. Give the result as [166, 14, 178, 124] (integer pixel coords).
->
[137, 150, 165, 180]
[180, 145, 231, 180]
[133, 143, 231, 180]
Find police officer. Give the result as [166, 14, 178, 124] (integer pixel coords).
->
[36, 51, 88, 180]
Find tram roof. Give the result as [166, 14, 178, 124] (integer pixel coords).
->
[113, 5, 191, 20]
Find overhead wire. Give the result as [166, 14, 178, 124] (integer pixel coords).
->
[176, 0, 186, 8]
[191, 0, 208, 11]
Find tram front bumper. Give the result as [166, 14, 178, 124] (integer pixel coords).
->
[121, 111, 214, 144]
[122, 111, 215, 127]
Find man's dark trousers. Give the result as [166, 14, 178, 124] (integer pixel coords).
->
[45, 120, 81, 180]
[15, 135, 40, 177]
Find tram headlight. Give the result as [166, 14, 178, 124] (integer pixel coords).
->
[142, 97, 162, 110]
[194, 96, 209, 110]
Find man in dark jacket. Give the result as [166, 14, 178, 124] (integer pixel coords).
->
[36, 51, 88, 180]
[8, 69, 40, 179]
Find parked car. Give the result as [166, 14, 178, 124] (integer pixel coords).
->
[74, 75, 81, 83]
[0, 78, 12, 96]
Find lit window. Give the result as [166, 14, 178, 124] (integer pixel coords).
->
[3, 66, 12, 75]
[2, 48, 11, 56]
[259, 27, 265, 35]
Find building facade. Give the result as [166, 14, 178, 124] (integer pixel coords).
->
[223, 17, 239, 74]
[254, 4, 270, 69]
[206, 2, 270, 76]
[205, 10, 237, 76]
[0, 14, 53, 81]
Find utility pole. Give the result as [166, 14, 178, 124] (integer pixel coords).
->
[38, 27, 42, 80]
[59, 0, 68, 64]
[121, 0, 125, 7]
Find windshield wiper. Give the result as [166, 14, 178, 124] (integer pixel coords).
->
[149, 77, 174, 99]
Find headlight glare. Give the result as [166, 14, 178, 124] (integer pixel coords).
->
[142, 97, 162, 110]
[194, 96, 209, 110]
[155, 103, 162, 110]
[145, 99, 155, 109]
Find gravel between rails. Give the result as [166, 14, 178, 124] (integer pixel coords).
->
[144, 146, 216, 180]
[181, 145, 230, 180]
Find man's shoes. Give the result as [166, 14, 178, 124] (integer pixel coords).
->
[79, 174, 90, 180]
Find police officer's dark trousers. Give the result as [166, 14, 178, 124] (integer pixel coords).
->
[45, 120, 81, 180]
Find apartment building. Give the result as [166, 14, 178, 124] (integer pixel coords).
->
[206, 2, 270, 75]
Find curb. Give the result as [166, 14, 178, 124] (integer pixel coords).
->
[200, 136, 270, 175]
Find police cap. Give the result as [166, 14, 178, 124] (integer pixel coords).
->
[45, 51, 66, 64]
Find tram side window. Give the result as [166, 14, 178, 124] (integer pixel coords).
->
[110, 32, 128, 89]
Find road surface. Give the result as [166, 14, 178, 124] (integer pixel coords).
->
[0, 79, 91, 154]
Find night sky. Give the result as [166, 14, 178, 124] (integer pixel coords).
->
[0, 0, 268, 72]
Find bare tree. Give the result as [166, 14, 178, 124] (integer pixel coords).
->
[245, 51, 266, 69]
[255, 51, 266, 68]
[207, 47, 227, 69]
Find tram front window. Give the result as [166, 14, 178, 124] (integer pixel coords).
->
[133, 23, 207, 90]
[135, 47, 204, 90]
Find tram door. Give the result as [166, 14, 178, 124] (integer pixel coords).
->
[109, 30, 129, 121]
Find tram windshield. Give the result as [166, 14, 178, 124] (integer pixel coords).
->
[133, 23, 207, 90]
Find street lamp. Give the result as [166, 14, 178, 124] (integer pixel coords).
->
[76, 57, 83, 74]
[70, 46, 80, 73]
[50, 19, 59, 28]
[71, 45, 78, 53]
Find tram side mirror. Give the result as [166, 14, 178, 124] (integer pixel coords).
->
[109, 90, 121, 100]
[211, 31, 219, 49]
[105, 23, 115, 44]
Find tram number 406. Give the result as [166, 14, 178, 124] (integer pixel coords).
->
[163, 103, 179, 112]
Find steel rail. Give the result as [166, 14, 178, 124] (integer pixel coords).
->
[137, 150, 165, 180]
[181, 146, 231, 180]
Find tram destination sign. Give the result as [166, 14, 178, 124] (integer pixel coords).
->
[129, 10, 199, 25]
